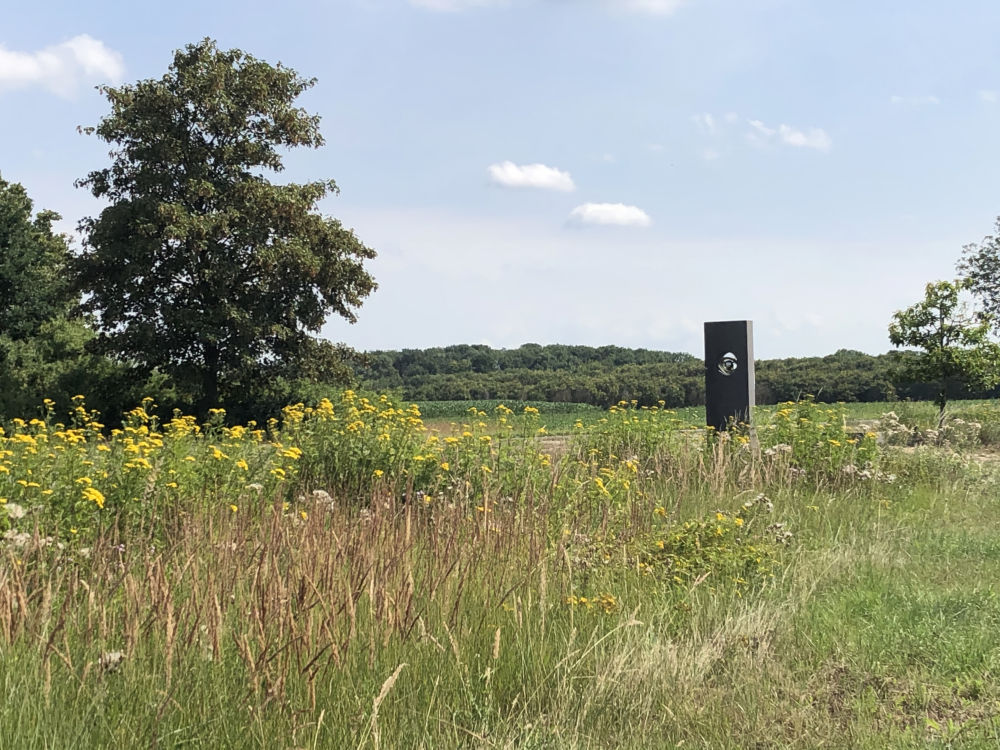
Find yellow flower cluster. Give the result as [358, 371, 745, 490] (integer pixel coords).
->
[0, 397, 305, 535]
[564, 593, 619, 614]
[761, 398, 878, 474]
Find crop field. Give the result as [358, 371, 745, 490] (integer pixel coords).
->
[2, 393, 1000, 747]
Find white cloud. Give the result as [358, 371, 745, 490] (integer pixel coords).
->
[889, 94, 940, 106]
[691, 112, 737, 158]
[408, 0, 507, 9]
[697, 113, 830, 153]
[979, 90, 998, 103]
[488, 161, 576, 191]
[777, 124, 832, 150]
[748, 119, 775, 137]
[0, 35, 124, 98]
[693, 111, 737, 131]
[691, 112, 717, 133]
[615, 0, 687, 14]
[568, 202, 651, 227]
[410, 0, 686, 13]
[746, 119, 831, 151]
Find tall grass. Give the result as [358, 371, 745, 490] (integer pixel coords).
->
[0, 394, 998, 747]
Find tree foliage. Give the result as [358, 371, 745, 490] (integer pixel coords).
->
[75, 39, 376, 413]
[355, 344, 922, 408]
[0, 174, 99, 417]
[888, 279, 1000, 424]
[0, 174, 75, 340]
[959, 217, 1000, 332]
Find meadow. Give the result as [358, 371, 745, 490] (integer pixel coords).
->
[2, 393, 1000, 748]
[418, 398, 1000, 441]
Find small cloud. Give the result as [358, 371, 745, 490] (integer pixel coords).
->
[647, 143, 664, 152]
[889, 94, 940, 105]
[744, 119, 775, 148]
[615, 0, 686, 14]
[601, 153, 617, 163]
[979, 90, 998, 103]
[748, 119, 775, 137]
[568, 202, 651, 227]
[409, 0, 507, 8]
[746, 119, 831, 151]
[0, 34, 124, 98]
[777, 124, 831, 151]
[488, 161, 575, 191]
[409, 0, 686, 13]
[691, 112, 717, 133]
[691, 112, 737, 158]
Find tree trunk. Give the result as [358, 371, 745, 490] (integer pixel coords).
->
[936, 384, 947, 430]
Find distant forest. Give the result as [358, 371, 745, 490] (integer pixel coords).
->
[356, 344, 1000, 407]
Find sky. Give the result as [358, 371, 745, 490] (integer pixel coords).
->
[2, 0, 1000, 359]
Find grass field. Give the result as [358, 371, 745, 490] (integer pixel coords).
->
[417, 398, 1000, 437]
[1, 394, 999, 747]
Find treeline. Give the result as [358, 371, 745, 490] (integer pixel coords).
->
[356, 344, 1000, 407]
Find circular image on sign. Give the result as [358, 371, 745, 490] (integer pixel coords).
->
[718, 352, 738, 376]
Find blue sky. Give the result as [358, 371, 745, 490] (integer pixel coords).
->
[3, 0, 1000, 358]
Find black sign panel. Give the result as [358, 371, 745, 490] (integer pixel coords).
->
[704, 320, 755, 430]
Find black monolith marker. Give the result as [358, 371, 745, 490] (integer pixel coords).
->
[704, 320, 755, 431]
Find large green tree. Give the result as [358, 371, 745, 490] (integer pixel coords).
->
[76, 39, 376, 413]
[888, 279, 1000, 426]
[0, 174, 75, 340]
[0, 174, 95, 418]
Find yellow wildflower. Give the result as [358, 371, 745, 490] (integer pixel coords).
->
[81, 487, 105, 509]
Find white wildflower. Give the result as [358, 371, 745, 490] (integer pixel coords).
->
[99, 651, 125, 673]
[5, 503, 26, 520]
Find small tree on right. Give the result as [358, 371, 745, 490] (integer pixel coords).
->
[959, 217, 1000, 332]
[888, 279, 1000, 427]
